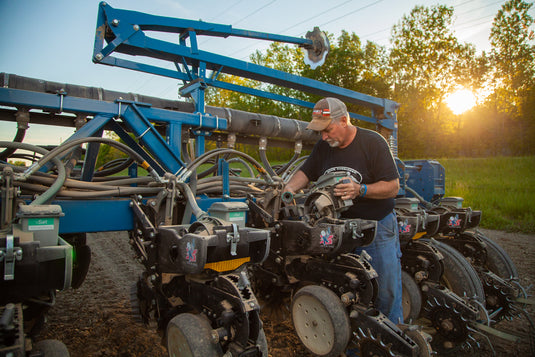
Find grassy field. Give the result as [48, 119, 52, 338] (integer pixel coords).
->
[438, 156, 535, 233]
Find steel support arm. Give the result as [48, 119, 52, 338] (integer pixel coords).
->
[93, 3, 399, 119]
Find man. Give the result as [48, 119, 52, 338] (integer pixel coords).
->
[284, 97, 403, 323]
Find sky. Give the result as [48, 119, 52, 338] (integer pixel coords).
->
[0, 0, 526, 145]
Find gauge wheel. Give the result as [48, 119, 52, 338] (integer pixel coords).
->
[401, 270, 422, 323]
[291, 285, 350, 357]
[33, 339, 70, 357]
[166, 313, 222, 357]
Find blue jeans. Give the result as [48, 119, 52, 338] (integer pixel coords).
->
[353, 211, 403, 323]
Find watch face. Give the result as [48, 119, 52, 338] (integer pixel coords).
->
[360, 185, 365, 194]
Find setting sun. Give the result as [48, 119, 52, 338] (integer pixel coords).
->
[445, 89, 477, 115]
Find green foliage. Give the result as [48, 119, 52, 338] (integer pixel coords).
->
[205, 1, 534, 160]
[389, 4, 484, 158]
[95, 132, 128, 169]
[8, 160, 27, 167]
[489, 0, 535, 155]
[440, 156, 535, 233]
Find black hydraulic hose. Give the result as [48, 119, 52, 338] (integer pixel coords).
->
[0, 141, 66, 206]
[179, 148, 276, 185]
[197, 185, 260, 195]
[17, 182, 161, 198]
[198, 175, 268, 186]
[275, 152, 299, 176]
[94, 157, 134, 177]
[96, 177, 154, 186]
[227, 157, 255, 178]
[0, 128, 26, 161]
[64, 146, 83, 178]
[176, 181, 206, 220]
[197, 159, 220, 179]
[0, 153, 42, 163]
[185, 148, 228, 178]
[24, 175, 159, 192]
[281, 155, 308, 182]
[259, 147, 277, 178]
[404, 186, 436, 210]
[181, 141, 193, 165]
[21, 137, 162, 184]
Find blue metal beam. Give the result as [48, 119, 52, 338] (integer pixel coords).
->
[93, 3, 400, 117]
[0, 88, 227, 174]
[56, 199, 135, 233]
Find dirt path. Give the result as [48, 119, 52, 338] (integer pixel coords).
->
[37, 228, 534, 356]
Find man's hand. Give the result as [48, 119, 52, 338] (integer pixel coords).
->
[335, 178, 400, 200]
[334, 178, 357, 200]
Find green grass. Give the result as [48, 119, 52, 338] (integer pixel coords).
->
[439, 156, 535, 233]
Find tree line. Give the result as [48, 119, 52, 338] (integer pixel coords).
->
[206, 0, 535, 160]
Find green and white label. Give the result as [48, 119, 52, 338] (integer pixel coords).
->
[228, 212, 245, 221]
[28, 217, 55, 231]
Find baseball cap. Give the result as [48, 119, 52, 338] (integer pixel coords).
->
[307, 97, 348, 131]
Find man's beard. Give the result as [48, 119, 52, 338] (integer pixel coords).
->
[326, 139, 340, 147]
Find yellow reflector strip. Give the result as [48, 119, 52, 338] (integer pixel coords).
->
[412, 232, 427, 240]
[204, 257, 251, 272]
[140, 161, 150, 170]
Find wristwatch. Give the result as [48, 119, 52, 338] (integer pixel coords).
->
[359, 184, 367, 197]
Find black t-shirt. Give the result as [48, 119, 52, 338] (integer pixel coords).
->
[300, 127, 399, 220]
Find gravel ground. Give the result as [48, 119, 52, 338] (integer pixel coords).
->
[36, 228, 534, 356]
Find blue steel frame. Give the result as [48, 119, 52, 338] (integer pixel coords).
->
[0, 87, 228, 233]
[93, 2, 399, 132]
[0, 3, 404, 234]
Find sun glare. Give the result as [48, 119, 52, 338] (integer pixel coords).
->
[445, 89, 477, 115]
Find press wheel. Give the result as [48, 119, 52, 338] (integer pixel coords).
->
[291, 285, 350, 357]
[166, 313, 222, 357]
[401, 270, 423, 322]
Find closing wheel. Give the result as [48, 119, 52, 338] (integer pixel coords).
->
[291, 285, 350, 357]
[166, 313, 222, 357]
[423, 239, 485, 305]
[401, 270, 422, 323]
[474, 231, 518, 279]
[257, 328, 269, 357]
[399, 325, 433, 357]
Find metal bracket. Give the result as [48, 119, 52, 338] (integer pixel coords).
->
[1, 234, 23, 280]
[349, 221, 364, 239]
[226, 224, 240, 256]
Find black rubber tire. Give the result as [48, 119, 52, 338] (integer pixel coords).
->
[291, 285, 350, 357]
[71, 244, 91, 289]
[33, 339, 70, 357]
[423, 239, 485, 304]
[401, 270, 422, 323]
[61, 233, 91, 289]
[166, 313, 222, 357]
[257, 328, 269, 357]
[476, 231, 518, 279]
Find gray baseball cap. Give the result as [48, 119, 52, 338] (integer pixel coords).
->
[307, 97, 348, 131]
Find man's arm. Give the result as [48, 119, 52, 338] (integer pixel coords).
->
[283, 170, 310, 193]
[334, 178, 399, 200]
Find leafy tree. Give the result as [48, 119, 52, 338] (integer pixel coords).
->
[489, 0, 535, 154]
[389, 4, 481, 158]
[95, 131, 128, 169]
